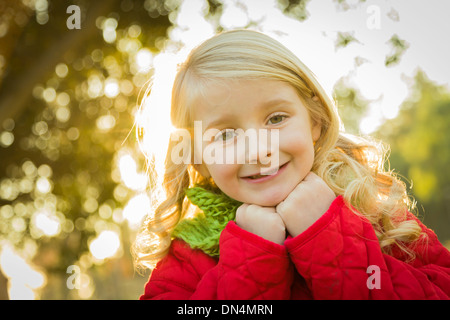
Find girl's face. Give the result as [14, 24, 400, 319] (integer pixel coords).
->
[192, 79, 321, 206]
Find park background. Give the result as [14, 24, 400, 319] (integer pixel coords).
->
[0, 0, 449, 299]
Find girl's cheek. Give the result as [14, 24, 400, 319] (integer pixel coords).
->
[277, 133, 301, 154]
[212, 163, 237, 180]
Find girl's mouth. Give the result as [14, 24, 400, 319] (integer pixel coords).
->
[241, 162, 289, 183]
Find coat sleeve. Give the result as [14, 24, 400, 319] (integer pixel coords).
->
[284, 195, 450, 300]
[140, 221, 294, 300]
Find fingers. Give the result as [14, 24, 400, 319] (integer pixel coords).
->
[236, 204, 282, 226]
[235, 203, 286, 245]
[236, 203, 249, 216]
[235, 203, 249, 226]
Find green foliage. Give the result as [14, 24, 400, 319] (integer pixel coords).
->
[333, 78, 370, 135]
[375, 71, 450, 241]
[277, 0, 311, 21]
[385, 34, 409, 67]
[0, 0, 176, 299]
[335, 32, 359, 49]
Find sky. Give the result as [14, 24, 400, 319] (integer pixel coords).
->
[163, 0, 450, 134]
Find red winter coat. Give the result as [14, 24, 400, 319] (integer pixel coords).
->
[140, 196, 450, 299]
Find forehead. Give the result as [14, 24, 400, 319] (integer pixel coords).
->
[191, 79, 301, 121]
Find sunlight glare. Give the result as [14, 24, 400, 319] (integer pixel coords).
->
[122, 193, 151, 229]
[36, 177, 52, 194]
[33, 211, 61, 236]
[104, 78, 120, 98]
[137, 52, 178, 186]
[96, 114, 116, 131]
[135, 48, 153, 71]
[89, 230, 121, 260]
[171, 0, 214, 50]
[220, 1, 249, 29]
[118, 153, 147, 191]
[359, 114, 383, 135]
[0, 244, 46, 300]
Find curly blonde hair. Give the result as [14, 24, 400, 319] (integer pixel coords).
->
[132, 29, 424, 271]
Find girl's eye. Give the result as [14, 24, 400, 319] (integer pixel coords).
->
[214, 129, 237, 142]
[267, 114, 287, 125]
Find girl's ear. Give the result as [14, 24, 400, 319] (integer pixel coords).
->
[311, 118, 322, 143]
[308, 96, 322, 143]
[193, 163, 211, 178]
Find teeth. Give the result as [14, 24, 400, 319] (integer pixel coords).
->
[246, 163, 286, 179]
[248, 170, 275, 179]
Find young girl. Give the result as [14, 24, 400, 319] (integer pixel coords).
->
[133, 29, 450, 299]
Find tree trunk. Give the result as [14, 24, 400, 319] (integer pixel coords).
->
[0, 0, 31, 89]
[0, 1, 116, 125]
[0, 268, 9, 300]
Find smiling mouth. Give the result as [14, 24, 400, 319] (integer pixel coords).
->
[242, 162, 289, 180]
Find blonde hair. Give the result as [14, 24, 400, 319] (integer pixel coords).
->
[133, 29, 424, 271]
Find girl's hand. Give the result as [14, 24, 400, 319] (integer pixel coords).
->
[276, 172, 336, 238]
[235, 203, 286, 245]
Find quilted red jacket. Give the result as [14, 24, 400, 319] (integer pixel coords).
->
[140, 196, 450, 299]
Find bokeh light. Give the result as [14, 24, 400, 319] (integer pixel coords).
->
[89, 230, 121, 260]
[118, 154, 148, 191]
[122, 193, 151, 229]
[33, 211, 61, 237]
[0, 244, 46, 300]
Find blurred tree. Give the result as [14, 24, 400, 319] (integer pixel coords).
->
[0, 0, 32, 90]
[0, 0, 180, 299]
[385, 34, 409, 67]
[335, 31, 359, 50]
[277, 0, 311, 21]
[375, 71, 450, 243]
[333, 76, 371, 135]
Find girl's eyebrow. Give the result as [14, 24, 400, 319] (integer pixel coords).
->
[260, 98, 293, 110]
[204, 114, 236, 130]
[204, 99, 293, 130]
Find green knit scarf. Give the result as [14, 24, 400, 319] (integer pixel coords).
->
[172, 185, 242, 257]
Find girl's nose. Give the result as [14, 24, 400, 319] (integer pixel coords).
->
[245, 129, 279, 166]
[247, 142, 271, 165]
